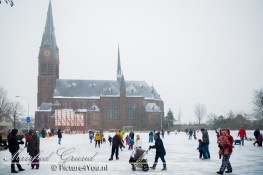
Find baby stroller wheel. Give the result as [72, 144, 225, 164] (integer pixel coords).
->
[142, 164, 149, 171]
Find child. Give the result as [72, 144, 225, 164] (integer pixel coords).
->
[134, 134, 142, 149]
[128, 136, 134, 150]
[89, 133, 94, 143]
[125, 135, 129, 145]
[197, 139, 204, 159]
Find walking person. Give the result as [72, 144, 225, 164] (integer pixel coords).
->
[237, 126, 246, 146]
[253, 129, 260, 146]
[149, 133, 167, 171]
[149, 131, 154, 143]
[188, 129, 193, 140]
[8, 129, 25, 173]
[109, 132, 125, 161]
[27, 130, 40, 169]
[201, 128, 210, 159]
[217, 129, 233, 174]
[57, 129, 62, 144]
[108, 135, 112, 146]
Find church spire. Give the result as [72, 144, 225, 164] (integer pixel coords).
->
[40, 0, 57, 49]
[117, 44, 123, 84]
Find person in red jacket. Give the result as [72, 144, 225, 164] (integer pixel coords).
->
[237, 126, 246, 146]
[217, 129, 233, 174]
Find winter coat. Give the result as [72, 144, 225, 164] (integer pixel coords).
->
[258, 134, 263, 141]
[94, 133, 100, 141]
[202, 131, 210, 144]
[134, 139, 142, 148]
[112, 135, 124, 148]
[8, 129, 23, 153]
[149, 131, 153, 138]
[27, 133, 40, 156]
[129, 137, 134, 145]
[254, 130, 260, 139]
[226, 128, 234, 153]
[237, 127, 246, 137]
[57, 130, 62, 138]
[150, 135, 166, 157]
[218, 131, 231, 155]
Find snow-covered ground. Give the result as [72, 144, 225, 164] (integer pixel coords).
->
[0, 130, 262, 175]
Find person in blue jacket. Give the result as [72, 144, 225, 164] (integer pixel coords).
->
[149, 133, 167, 170]
[149, 131, 154, 143]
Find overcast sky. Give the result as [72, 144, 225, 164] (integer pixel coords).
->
[0, 0, 263, 124]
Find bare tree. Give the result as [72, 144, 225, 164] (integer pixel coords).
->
[194, 103, 207, 125]
[206, 112, 217, 126]
[8, 101, 22, 129]
[0, 86, 11, 121]
[0, 0, 14, 7]
[253, 88, 263, 120]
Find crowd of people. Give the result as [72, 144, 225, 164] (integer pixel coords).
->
[0, 126, 262, 174]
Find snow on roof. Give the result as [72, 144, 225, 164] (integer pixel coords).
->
[37, 103, 52, 111]
[53, 79, 162, 100]
[145, 103, 162, 112]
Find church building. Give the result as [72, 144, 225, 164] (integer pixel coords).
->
[35, 1, 164, 131]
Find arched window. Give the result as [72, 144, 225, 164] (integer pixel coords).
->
[128, 104, 137, 119]
[108, 104, 117, 119]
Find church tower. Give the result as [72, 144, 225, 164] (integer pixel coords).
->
[37, 1, 59, 106]
[117, 45, 123, 84]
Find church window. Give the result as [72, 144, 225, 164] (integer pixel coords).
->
[41, 114, 45, 122]
[41, 64, 46, 73]
[76, 102, 83, 109]
[128, 104, 137, 119]
[64, 102, 71, 109]
[48, 63, 52, 72]
[108, 104, 117, 119]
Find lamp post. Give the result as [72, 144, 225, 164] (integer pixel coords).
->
[16, 96, 29, 131]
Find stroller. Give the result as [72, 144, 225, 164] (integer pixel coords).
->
[129, 147, 149, 171]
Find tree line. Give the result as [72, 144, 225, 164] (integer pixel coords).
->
[165, 88, 263, 130]
[0, 86, 23, 128]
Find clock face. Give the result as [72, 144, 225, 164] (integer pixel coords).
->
[44, 49, 50, 57]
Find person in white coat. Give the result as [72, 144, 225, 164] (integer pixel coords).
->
[134, 134, 142, 149]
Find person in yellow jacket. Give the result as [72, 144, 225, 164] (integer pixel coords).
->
[94, 132, 101, 148]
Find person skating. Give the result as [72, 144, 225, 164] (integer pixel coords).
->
[149, 131, 154, 143]
[217, 129, 233, 174]
[108, 135, 112, 146]
[57, 129, 62, 144]
[8, 129, 25, 173]
[94, 132, 101, 148]
[149, 133, 167, 171]
[197, 139, 204, 159]
[109, 132, 125, 161]
[27, 130, 40, 169]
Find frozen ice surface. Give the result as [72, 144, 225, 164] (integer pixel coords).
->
[0, 130, 262, 175]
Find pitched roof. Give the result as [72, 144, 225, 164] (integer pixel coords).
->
[53, 79, 161, 100]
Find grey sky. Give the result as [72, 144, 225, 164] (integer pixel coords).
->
[0, 0, 263, 124]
